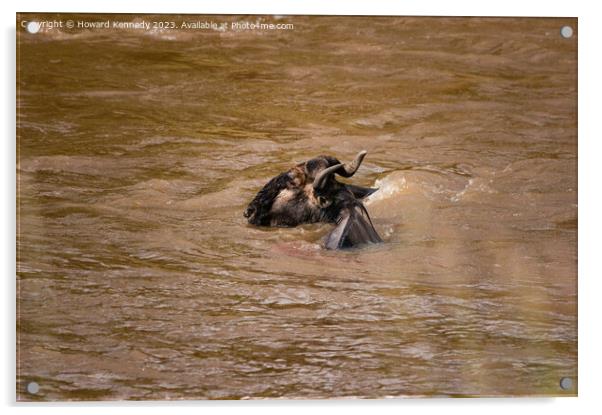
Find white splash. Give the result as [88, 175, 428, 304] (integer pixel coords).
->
[365, 174, 407, 205]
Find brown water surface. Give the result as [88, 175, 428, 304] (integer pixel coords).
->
[17, 15, 577, 400]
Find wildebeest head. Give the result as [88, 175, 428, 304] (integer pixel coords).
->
[244, 151, 383, 249]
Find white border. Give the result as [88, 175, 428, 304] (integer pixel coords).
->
[3, 1, 601, 414]
[4, 0, 584, 16]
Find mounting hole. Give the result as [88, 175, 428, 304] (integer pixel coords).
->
[559, 377, 573, 390]
[26, 381, 40, 394]
[560, 26, 573, 39]
[26, 21, 40, 34]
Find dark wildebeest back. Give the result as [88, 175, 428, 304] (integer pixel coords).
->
[244, 151, 383, 249]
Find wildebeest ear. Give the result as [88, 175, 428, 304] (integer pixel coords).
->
[323, 204, 383, 249]
[345, 184, 379, 200]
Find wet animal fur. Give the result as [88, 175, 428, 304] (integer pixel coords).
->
[244, 153, 382, 249]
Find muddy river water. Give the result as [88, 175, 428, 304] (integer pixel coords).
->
[17, 15, 577, 400]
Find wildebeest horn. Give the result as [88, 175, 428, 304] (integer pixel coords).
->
[313, 163, 344, 190]
[336, 150, 367, 178]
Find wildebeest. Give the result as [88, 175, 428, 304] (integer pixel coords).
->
[244, 151, 383, 249]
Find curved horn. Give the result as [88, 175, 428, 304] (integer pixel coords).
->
[337, 150, 367, 178]
[313, 163, 343, 190]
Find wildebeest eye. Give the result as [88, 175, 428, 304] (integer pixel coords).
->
[317, 196, 332, 208]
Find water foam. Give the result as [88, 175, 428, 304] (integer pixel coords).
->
[365, 173, 407, 205]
